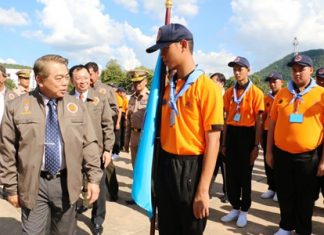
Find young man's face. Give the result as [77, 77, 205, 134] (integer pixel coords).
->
[211, 75, 225, 88]
[133, 79, 147, 92]
[161, 40, 187, 71]
[233, 65, 249, 83]
[316, 77, 324, 87]
[268, 78, 282, 93]
[37, 62, 68, 98]
[71, 68, 91, 93]
[291, 64, 313, 88]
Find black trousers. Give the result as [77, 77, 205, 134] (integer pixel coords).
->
[105, 161, 119, 199]
[91, 167, 107, 225]
[119, 113, 126, 149]
[211, 152, 226, 194]
[156, 150, 206, 235]
[225, 125, 254, 211]
[273, 146, 319, 235]
[22, 172, 77, 235]
[261, 130, 276, 191]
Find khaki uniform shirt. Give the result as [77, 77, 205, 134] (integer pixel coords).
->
[92, 80, 119, 118]
[0, 88, 102, 209]
[125, 89, 149, 148]
[70, 88, 115, 152]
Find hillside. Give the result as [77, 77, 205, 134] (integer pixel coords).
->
[255, 49, 324, 80]
[1, 63, 32, 69]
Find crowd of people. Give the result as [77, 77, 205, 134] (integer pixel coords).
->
[0, 22, 323, 235]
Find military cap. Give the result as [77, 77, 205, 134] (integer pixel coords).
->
[0, 64, 7, 77]
[128, 70, 149, 82]
[16, 69, 31, 78]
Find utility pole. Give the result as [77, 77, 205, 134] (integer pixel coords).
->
[293, 37, 299, 55]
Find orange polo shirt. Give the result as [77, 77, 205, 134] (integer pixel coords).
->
[270, 86, 324, 153]
[122, 96, 128, 113]
[161, 73, 224, 155]
[116, 93, 123, 110]
[263, 94, 275, 130]
[224, 83, 264, 127]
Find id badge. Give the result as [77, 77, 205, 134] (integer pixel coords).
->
[233, 113, 241, 122]
[289, 113, 303, 123]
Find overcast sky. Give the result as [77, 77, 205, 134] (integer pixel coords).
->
[1, 0, 324, 77]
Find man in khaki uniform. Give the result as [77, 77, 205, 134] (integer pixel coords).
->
[0, 55, 102, 234]
[14, 69, 31, 96]
[69, 64, 114, 235]
[0, 65, 17, 122]
[85, 62, 119, 201]
[125, 70, 149, 166]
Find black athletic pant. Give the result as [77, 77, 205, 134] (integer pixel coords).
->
[156, 149, 206, 235]
[273, 146, 319, 235]
[225, 125, 255, 212]
[261, 130, 276, 191]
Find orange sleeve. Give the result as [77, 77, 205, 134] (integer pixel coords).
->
[253, 86, 265, 114]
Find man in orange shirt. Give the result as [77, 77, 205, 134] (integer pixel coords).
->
[260, 72, 283, 202]
[266, 54, 324, 235]
[146, 23, 223, 235]
[220, 56, 264, 228]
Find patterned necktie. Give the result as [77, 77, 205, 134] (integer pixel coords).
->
[79, 93, 84, 102]
[44, 99, 61, 175]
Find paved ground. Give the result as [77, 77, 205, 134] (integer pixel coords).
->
[0, 151, 323, 235]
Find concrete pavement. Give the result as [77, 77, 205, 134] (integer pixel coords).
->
[0, 151, 323, 235]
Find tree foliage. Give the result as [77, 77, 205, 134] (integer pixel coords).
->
[100, 59, 153, 93]
[5, 78, 16, 90]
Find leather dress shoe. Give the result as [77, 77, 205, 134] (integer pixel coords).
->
[93, 223, 103, 235]
[76, 205, 88, 214]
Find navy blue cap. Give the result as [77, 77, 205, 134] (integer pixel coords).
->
[316, 67, 324, 78]
[287, 54, 313, 67]
[228, 56, 250, 68]
[265, 72, 283, 82]
[146, 23, 193, 53]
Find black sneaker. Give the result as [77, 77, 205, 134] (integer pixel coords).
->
[125, 199, 136, 205]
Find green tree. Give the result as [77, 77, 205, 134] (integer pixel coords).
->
[5, 78, 16, 90]
[101, 59, 126, 88]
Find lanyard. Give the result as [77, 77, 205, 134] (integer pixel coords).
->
[233, 80, 252, 111]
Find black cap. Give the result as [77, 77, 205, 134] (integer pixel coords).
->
[228, 56, 250, 68]
[146, 23, 193, 53]
[287, 54, 313, 67]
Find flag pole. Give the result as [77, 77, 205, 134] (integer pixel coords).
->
[149, 1, 172, 235]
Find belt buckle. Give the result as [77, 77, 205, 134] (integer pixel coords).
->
[46, 173, 53, 180]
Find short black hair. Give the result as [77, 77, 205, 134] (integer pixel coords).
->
[210, 72, 226, 83]
[85, 62, 99, 72]
[69, 64, 89, 79]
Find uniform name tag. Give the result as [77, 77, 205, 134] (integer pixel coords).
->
[289, 113, 303, 123]
[233, 113, 241, 122]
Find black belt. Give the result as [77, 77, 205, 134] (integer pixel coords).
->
[40, 169, 66, 180]
[131, 128, 141, 132]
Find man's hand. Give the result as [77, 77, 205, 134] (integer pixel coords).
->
[193, 189, 209, 219]
[87, 183, 100, 204]
[8, 194, 20, 208]
[250, 147, 259, 165]
[102, 151, 111, 168]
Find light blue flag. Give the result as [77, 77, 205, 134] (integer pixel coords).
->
[131, 54, 162, 218]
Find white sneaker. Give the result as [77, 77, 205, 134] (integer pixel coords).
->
[112, 153, 120, 160]
[220, 209, 239, 222]
[236, 211, 248, 228]
[261, 189, 275, 199]
[273, 193, 278, 202]
[274, 228, 292, 235]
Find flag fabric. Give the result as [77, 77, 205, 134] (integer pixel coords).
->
[131, 54, 162, 218]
